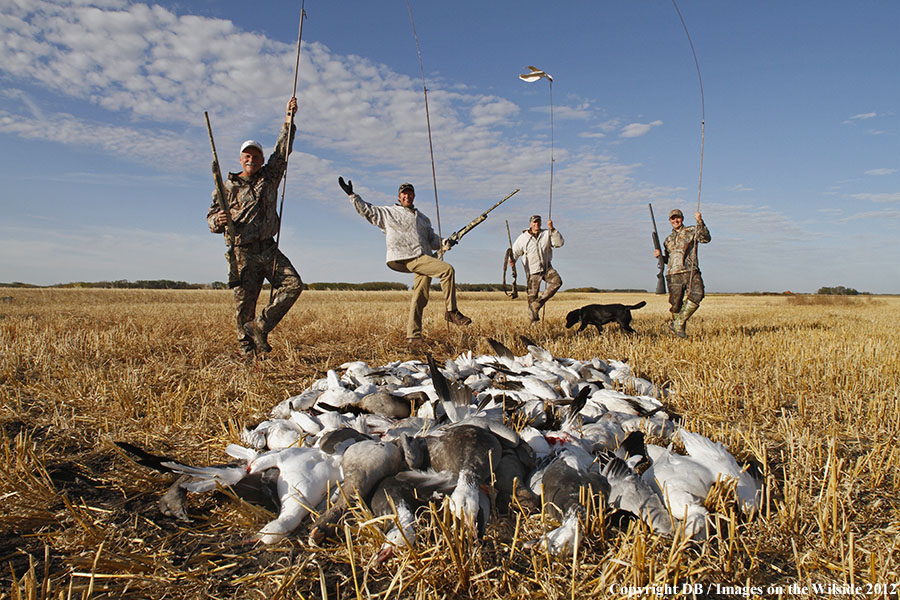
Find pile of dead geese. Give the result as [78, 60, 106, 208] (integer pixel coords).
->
[118, 338, 762, 560]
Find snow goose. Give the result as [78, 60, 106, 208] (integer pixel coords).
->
[114, 442, 268, 522]
[247, 446, 342, 544]
[641, 443, 714, 540]
[314, 369, 363, 411]
[678, 429, 762, 514]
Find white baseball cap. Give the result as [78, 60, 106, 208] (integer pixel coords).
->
[240, 140, 263, 154]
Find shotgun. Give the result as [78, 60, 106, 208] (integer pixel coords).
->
[438, 188, 519, 258]
[205, 112, 240, 288]
[649, 203, 667, 294]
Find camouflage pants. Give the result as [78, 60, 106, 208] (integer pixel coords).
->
[233, 239, 302, 350]
[388, 254, 457, 338]
[666, 270, 704, 313]
[526, 266, 562, 307]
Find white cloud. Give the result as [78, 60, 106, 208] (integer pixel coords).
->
[724, 184, 754, 193]
[839, 208, 900, 222]
[0, 109, 200, 171]
[864, 168, 897, 176]
[850, 192, 900, 204]
[619, 120, 662, 138]
[843, 112, 877, 125]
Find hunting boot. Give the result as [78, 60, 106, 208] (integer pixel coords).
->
[528, 300, 540, 323]
[670, 300, 700, 339]
[243, 318, 272, 353]
[445, 309, 472, 327]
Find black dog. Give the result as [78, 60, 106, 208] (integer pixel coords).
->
[565, 301, 647, 335]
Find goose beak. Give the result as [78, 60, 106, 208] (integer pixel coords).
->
[375, 544, 395, 565]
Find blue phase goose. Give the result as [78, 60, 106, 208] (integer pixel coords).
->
[602, 457, 673, 536]
[525, 458, 609, 555]
[400, 424, 501, 533]
[308, 439, 405, 545]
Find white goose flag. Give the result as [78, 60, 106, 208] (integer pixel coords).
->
[519, 65, 553, 83]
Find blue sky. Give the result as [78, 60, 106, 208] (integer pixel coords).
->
[1, 0, 898, 293]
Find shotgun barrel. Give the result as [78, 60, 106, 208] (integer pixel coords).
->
[205, 112, 240, 288]
[649, 203, 667, 294]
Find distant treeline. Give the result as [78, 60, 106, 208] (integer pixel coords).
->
[307, 282, 408, 291]
[1, 280, 208, 290]
[562, 287, 647, 294]
[6, 280, 873, 295]
[817, 286, 869, 295]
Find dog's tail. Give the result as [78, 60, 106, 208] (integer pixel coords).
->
[626, 301, 647, 310]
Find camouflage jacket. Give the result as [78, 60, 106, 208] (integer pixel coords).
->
[207, 123, 296, 246]
[349, 194, 441, 263]
[663, 221, 710, 274]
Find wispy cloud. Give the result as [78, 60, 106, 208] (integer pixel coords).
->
[619, 120, 662, 138]
[839, 208, 900, 222]
[724, 184, 754, 193]
[850, 192, 900, 204]
[843, 111, 877, 124]
[865, 168, 897, 176]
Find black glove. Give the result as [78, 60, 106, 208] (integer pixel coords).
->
[445, 237, 458, 248]
[338, 176, 354, 195]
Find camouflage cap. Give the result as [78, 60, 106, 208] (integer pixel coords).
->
[669, 209, 684, 219]
[398, 182, 415, 194]
[530, 215, 542, 223]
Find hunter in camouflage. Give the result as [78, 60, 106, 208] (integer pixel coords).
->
[654, 208, 711, 338]
[207, 97, 303, 356]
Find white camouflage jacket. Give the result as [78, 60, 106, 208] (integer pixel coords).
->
[350, 194, 441, 263]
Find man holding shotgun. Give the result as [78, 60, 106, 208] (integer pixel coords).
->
[207, 97, 302, 356]
[654, 209, 711, 338]
[337, 178, 471, 345]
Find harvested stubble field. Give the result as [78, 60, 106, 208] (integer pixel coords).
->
[1, 288, 899, 599]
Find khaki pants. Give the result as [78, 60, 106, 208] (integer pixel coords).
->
[666, 270, 704, 313]
[388, 254, 457, 338]
[526, 266, 562, 308]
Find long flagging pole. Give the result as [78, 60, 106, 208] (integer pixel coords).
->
[672, 0, 705, 291]
[270, 0, 307, 302]
[672, 0, 705, 213]
[548, 78, 554, 220]
[519, 67, 555, 220]
[405, 0, 442, 239]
